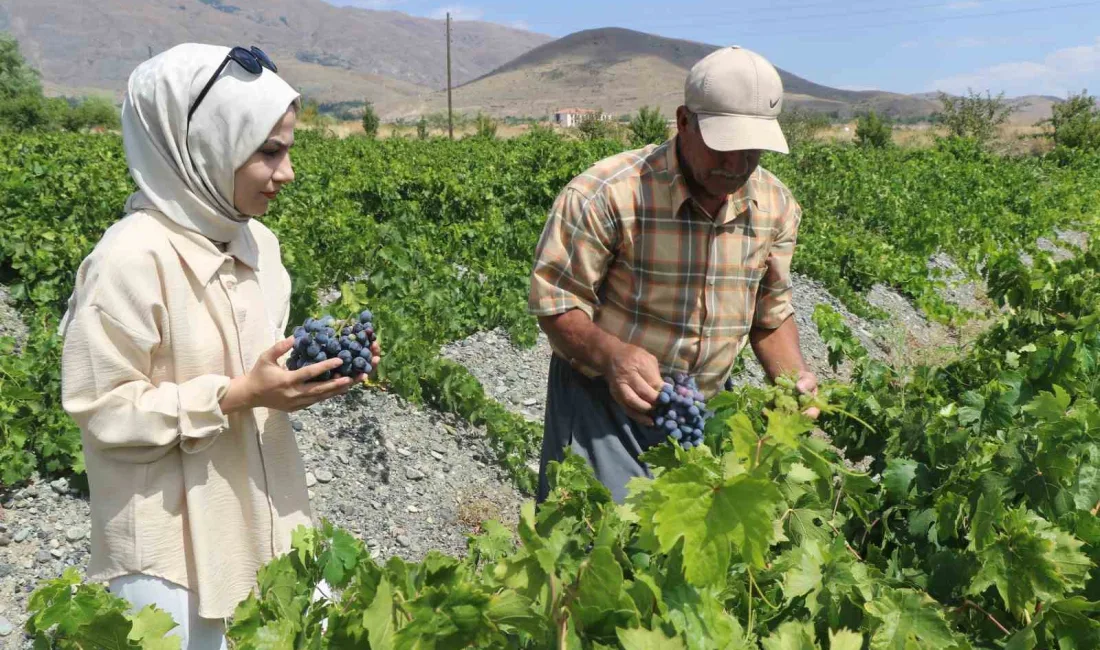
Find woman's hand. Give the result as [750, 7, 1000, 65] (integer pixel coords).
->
[221, 338, 363, 414]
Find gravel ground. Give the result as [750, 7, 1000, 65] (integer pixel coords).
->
[4, 232, 1093, 645]
[0, 389, 524, 648]
[926, 253, 988, 314]
[0, 287, 27, 352]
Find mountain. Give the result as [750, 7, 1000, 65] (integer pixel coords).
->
[0, 0, 552, 104]
[379, 28, 943, 121]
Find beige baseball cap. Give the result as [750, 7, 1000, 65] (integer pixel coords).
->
[685, 46, 789, 154]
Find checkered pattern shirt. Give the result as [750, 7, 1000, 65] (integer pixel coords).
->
[528, 136, 802, 396]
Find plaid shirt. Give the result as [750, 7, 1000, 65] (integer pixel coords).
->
[528, 136, 802, 396]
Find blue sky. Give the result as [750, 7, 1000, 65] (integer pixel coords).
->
[324, 0, 1099, 97]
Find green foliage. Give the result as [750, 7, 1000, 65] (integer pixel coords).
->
[473, 112, 498, 140]
[361, 100, 380, 139]
[0, 33, 42, 101]
[35, 251, 1100, 645]
[9, 126, 1100, 649]
[628, 106, 669, 147]
[576, 111, 617, 142]
[26, 567, 181, 648]
[0, 36, 119, 133]
[1047, 90, 1100, 152]
[62, 96, 121, 131]
[854, 111, 892, 149]
[937, 89, 1016, 144]
[777, 107, 830, 150]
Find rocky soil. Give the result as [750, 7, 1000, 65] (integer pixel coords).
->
[0, 236, 1092, 647]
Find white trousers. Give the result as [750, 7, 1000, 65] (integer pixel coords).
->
[109, 575, 227, 650]
[109, 575, 331, 650]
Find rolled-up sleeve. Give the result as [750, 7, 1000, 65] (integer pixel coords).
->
[753, 195, 802, 329]
[528, 187, 619, 319]
[61, 255, 231, 464]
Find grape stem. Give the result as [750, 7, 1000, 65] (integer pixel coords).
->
[956, 599, 1011, 636]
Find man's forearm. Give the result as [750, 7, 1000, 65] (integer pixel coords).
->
[538, 309, 624, 374]
[749, 315, 808, 381]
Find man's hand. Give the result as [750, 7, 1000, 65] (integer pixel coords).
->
[796, 369, 820, 420]
[603, 342, 664, 425]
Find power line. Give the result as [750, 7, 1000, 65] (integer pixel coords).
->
[773, 0, 1099, 36]
[510, 0, 1087, 33]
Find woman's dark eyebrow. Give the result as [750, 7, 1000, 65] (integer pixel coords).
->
[264, 138, 294, 149]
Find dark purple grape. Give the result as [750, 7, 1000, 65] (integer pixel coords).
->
[359, 310, 373, 324]
[306, 343, 321, 358]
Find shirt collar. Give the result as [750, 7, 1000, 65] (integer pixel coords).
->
[150, 210, 261, 286]
[665, 135, 760, 223]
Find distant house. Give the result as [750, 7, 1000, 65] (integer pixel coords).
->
[553, 108, 610, 128]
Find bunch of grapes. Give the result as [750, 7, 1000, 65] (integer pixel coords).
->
[651, 372, 712, 450]
[286, 309, 377, 382]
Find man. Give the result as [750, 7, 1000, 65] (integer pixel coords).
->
[528, 46, 818, 504]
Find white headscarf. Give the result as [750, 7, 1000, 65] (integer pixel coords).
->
[122, 43, 301, 243]
[58, 44, 300, 336]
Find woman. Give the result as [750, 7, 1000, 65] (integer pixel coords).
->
[58, 43, 379, 648]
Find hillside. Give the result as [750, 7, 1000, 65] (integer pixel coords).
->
[0, 0, 551, 103]
[380, 28, 942, 121]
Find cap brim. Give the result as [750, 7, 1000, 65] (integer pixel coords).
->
[697, 113, 790, 154]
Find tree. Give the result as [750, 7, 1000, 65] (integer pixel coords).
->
[361, 100, 380, 139]
[473, 112, 497, 139]
[854, 111, 892, 148]
[62, 96, 121, 131]
[1046, 90, 1100, 152]
[628, 106, 669, 147]
[936, 89, 1015, 144]
[777, 107, 829, 150]
[416, 116, 429, 140]
[577, 111, 615, 141]
[0, 34, 42, 101]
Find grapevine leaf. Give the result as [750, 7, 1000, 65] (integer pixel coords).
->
[128, 605, 181, 650]
[708, 475, 784, 568]
[866, 588, 963, 650]
[322, 527, 361, 588]
[764, 409, 815, 450]
[484, 591, 542, 635]
[1040, 598, 1100, 648]
[81, 610, 136, 650]
[969, 492, 1003, 551]
[364, 576, 395, 650]
[663, 581, 750, 650]
[616, 626, 687, 650]
[761, 620, 816, 650]
[829, 629, 864, 650]
[781, 541, 824, 601]
[1072, 459, 1100, 511]
[883, 458, 919, 501]
[251, 618, 297, 650]
[968, 508, 1091, 619]
[467, 519, 516, 562]
[571, 546, 639, 637]
[1021, 385, 1072, 422]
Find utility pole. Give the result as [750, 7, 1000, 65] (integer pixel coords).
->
[446, 12, 454, 140]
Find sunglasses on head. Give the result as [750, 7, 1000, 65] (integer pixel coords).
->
[187, 46, 278, 123]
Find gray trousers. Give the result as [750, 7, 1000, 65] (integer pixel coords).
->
[537, 354, 665, 504]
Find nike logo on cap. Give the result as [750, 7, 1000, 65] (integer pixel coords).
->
[770, 97, 780, 108]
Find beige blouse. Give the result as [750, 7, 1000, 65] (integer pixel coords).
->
[60, 209, 312, 619]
